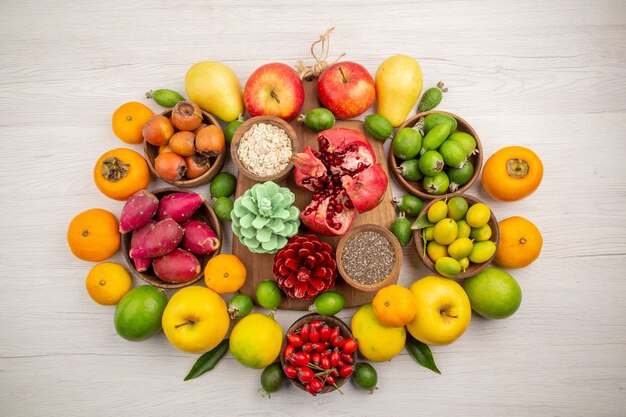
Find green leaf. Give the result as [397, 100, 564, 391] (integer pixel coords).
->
[405, 334, 441, 375]
[411, 213, 434, 230]
[184, 339, 229, 381]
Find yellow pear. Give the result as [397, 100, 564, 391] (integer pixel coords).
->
[375, 55, 423, 127]
[185, 61, 244, 122]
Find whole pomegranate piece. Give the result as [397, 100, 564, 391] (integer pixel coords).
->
[291, 128, 388, 236]
[273, 235, 337, 299]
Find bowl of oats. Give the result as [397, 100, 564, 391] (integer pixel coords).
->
[230, 116, 299, 182]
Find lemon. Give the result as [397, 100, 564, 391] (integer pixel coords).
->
[229, 313, 283, 369]
[433, 218, 458, 245]
[426, 241, 448, 262]
[448, 237, 474, 260]
[466, 203, 491, 228]
[351, 304, 406, 362]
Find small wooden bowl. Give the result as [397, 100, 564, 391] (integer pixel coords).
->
[389, 110, 483, 200]
[230, 116, 299, 183]
[144, 109, 226, 188]
[414, 194, 499, 279]
[280, 314, 355, 394]
[121, 187, 222, 289]
[336, 224, 402, 292]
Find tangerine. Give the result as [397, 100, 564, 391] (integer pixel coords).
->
[112, 102, 154, 144]
[372, 285, 417, 327]
[85, 262, 132, 305]
[495, 216, 543, 268]
[67, 208, 120, 262]
[204, 254, 246, 294]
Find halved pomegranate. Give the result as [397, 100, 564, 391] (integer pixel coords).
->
[291, 128, 388, 236]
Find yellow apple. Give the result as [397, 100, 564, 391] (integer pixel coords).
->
[162, 286, 230, 353]
[406, 275, 471, 345]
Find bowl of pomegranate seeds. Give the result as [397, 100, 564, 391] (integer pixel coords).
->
[280, 314, 357, 396]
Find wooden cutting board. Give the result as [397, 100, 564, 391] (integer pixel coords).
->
[233, 80, 395, 310]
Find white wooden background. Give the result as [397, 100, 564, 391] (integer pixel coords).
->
[1, 1, 625, 416]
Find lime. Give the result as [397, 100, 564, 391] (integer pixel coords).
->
[365, 114, 394, 142]
[393, 128, 422, 160]
[256, 280, 283, 309]
[466, 203, 491, 228]
[456, 220, 471, 238]
[469, 240, 497, 263]
[224, 120, 243, 144]
[393, 195, 424, 217]
[114, 285, 167, 342]
[447, 237, 474, 260]
[353, 362, 378, 392]
[435, 257, 461, 278]
[427, 200, 448, 223]
[447, 196, 468, 220]
[210, 172, 237, 198]
[433, 218, 458, 245]
[397, 159, 423, 182]
[260, 362, 284, 397]
[426, 241, 448, 262]
[471, 224, 492, 241]
[214, 196, 234, 221]
[228, 294, 253, 319]
[311, 291, 345, 316]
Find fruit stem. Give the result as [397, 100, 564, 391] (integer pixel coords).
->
[174, 320, 195, 329]
[270, 91, 281, 104]
[506, 158, 529, 179]
[101, 157, 130, 182]
[297, 114, 306, 124]
[338, 67, 348, 83]
[145, 90, 154, 98]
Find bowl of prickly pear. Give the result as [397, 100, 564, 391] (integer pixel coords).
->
[389, 110, 482, 200]
[121, 187, 222, 289]
[230, 116, 300, 183]
[280, 314, 357, 395]
[414, 193, 499, 279]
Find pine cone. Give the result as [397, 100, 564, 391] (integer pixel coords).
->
[273, 234, 337, 300]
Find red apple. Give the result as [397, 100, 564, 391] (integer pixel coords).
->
[243, 63, 305, 121]
[317, 62, 375, 119]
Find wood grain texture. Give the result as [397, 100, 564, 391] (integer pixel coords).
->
[1, 0, 626, 416]
[234, 81, 395, 310]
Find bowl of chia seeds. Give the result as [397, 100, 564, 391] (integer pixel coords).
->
[335, 224, 402, 292]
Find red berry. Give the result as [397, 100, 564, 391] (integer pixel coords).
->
[330, 350, 341, 367]
[331, 335, 345, 348]
[314, 342, 328, 353]
[341, 353, 354, 364]
[309, 378, 324, 393]
[311, 353, 321, 365]
[287, 333, 303, 348]
[305, 383, 317, 396]
[325, 375, 336, 385]
[309, 327, 320, 343]
[330, 369, 339, 377]
[291, 352, 310, 366]
[342, 338, 358, 354]
[320, 325, 331, 342]
[301, 342, 313, 353]
[321, 356, 331, 370]
[330, 326, 340, 341]
[298, 367, 315, 383]
[283, 365, 298, 379]
[283, 344, 295, 358]
[309, 320, 323, 330]
[300, 324, 310, 342]
[339, 364, 354, 378]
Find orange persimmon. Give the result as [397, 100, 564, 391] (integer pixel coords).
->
[481, 146, 543, 201]
[93, 148, 150, 200]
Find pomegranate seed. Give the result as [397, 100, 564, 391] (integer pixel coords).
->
[298, 367, 315, 384]
[287, 334, 303, 348]
[342, 338, 358, 354]
[339, 365, 354, 378]
[345, 200, 354, 209]
[283, 365, 298, 379]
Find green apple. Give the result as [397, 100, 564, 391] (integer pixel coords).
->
[462, 267, 522, 319]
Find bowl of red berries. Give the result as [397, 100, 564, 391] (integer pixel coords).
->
[280, 314, 358, 396]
